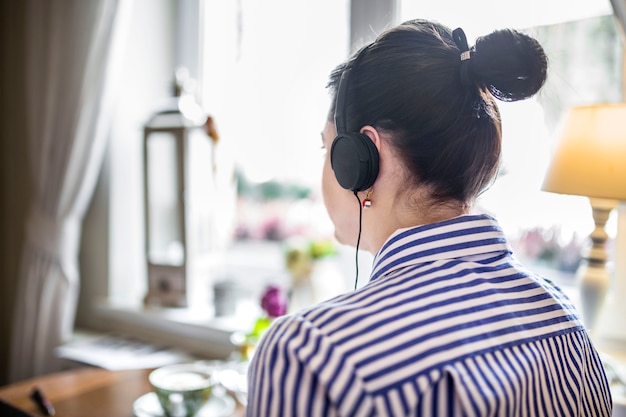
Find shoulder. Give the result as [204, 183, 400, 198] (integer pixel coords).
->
[247, 306, 376, 416]
[247, 294, 379, 411]
[252, 295, 360, 369]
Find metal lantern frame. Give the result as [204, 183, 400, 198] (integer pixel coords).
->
[143, 93, 215, 308]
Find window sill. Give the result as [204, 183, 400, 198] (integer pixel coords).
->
[91, 297, 258, 360]
[91, 240, 291, 359]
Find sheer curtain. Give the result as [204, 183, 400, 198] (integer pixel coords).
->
[9, 0, 130, 382]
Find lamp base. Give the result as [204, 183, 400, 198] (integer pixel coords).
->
[576, 198, 615, 336]
[577, 263, 610, 335]
[594, 202, 626, 350]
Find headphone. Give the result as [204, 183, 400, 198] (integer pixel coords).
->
[330, 67, 380, 192]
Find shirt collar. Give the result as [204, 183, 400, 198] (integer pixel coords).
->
[370, 214, 512, 282]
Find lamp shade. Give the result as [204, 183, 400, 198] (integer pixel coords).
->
[542, 103, 626, 201]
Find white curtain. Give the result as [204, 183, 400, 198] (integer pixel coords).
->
[9, 0, 131, 382]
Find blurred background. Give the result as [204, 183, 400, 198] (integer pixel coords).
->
[0, 0, 623, 385]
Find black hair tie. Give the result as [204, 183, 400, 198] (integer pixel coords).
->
[452, 28, 473, 87]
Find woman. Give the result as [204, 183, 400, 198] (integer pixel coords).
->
[247, 19, 612, 416]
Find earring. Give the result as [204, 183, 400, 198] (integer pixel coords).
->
[362, 189, 373, 208]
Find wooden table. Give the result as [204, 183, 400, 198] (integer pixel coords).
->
[0, 367, 244, 417]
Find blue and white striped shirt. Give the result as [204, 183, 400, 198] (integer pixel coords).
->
[247, 214, 612, 416]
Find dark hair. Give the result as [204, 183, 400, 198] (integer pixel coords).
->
[327, 19, 548, 204]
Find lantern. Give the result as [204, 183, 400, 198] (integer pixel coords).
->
[143, 70, 217, 308]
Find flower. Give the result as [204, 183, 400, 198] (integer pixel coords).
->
[232, 285, 289, 361]
[260, 285, 288, 318]
[253, 285, 287, 336]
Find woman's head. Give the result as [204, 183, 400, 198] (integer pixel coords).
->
[326, 19, 548, 206]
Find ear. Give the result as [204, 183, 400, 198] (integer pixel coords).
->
[360, 125, 383, 152]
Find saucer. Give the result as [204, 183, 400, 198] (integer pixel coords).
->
[133, 391, 236, 417]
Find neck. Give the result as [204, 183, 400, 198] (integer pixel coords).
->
[360, 193, 469, 254]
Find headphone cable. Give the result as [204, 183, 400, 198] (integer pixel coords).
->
[353, 191, 362, 290]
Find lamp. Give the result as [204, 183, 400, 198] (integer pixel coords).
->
[542, 103, 626, 338]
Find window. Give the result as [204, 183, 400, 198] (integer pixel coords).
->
[201, 0, 350, 186]
[198, 0, 356, 298]
[80, 0, 355, 340]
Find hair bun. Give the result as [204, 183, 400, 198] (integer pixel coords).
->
[472, 28, 548, 102]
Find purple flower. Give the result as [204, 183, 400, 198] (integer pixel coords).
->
[260, 285, 287, 318]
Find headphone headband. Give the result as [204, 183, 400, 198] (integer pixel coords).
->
[334, 68, 351, 135]
[330, 56, 380, 193]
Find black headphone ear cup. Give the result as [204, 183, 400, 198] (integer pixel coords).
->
[330, 133, 380, 192]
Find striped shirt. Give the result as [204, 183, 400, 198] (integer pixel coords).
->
[247, 214, 612, 416]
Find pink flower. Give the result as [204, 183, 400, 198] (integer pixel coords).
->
[260, 285, 287, 318]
